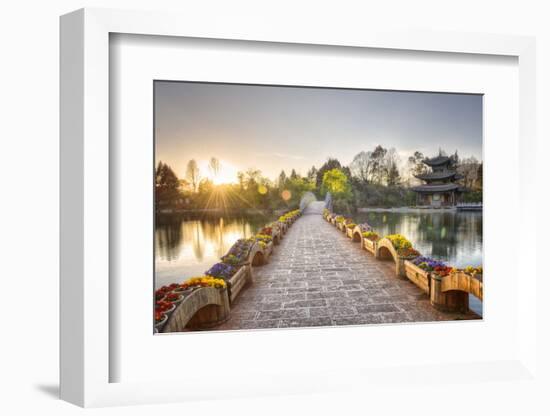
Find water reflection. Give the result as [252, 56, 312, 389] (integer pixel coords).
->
[155, 214, 274, 288]
[355, 211, 483, 268]
[355, 211, 483, 316]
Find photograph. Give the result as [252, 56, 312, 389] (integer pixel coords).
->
[153, 81, 483, 333]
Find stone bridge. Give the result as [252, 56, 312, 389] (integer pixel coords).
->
[212, 203, 477, 330]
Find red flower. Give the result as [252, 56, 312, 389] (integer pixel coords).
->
[165, 292, 182, 302]
[155, 311, 166, 323]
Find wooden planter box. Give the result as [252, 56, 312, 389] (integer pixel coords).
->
[225, 265, 252, 303]
[404, 260, 430, 294]
[346, 227, 354, 239]
[163, 286, 230, 332]
[363, 238, 378, 255]
[262, 241, 274, 260]
[337, 222, 345, 232]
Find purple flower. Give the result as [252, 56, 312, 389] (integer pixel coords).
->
[412, 256, 447, 271]
[205, 262, 236, 279]
[358, 223, 372, 232]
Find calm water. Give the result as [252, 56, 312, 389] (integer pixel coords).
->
[155, 214, 276, 288]
[355, 210, 483, 316]
[354, 211, 483, 268]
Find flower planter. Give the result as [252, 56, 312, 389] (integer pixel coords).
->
[225, 265, 252, 303]
[262, 241, 274, 259]
[164, 294, 185, 305]
[173, 287, 193, 297]
[404, 260, 431, 294]
[154, 313, 168, 330]
[162, 303, 176, 314]
[345, 227, 354, 239]
[363, 238, 378, 255]
[430, 273, 470, 313]
[162, 286, 231, 332]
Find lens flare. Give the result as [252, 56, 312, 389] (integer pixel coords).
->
[281, 190, 292, 201]
[258, 184, 268, 195]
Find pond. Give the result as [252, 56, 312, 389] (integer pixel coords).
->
[354, 211, 483, 268]
[155, 213, 277, 289]
[354, 210, 483, 316]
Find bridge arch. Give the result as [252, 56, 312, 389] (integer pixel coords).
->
[299, 191, 317, 211]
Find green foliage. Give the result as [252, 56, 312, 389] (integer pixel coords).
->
[321, 168, 352, 198]
[316, 158, 351, 188]
[156, 161, 183, 207]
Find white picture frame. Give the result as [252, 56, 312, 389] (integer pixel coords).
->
[60, 8, 538, 408]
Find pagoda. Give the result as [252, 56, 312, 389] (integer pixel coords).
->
[411, 154, 465, 207]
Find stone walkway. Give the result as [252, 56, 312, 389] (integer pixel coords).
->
[215, 211, 478, 330]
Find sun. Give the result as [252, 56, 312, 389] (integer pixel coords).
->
[199, 159, 239, 185]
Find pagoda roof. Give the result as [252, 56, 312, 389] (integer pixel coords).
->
[411, 183, 462, 193]
[415, 171, 463, 181]
[423, 155, 451, 166]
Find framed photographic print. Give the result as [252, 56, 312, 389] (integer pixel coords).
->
[60, 7, 539, 408]
[152, 80, 483, 334]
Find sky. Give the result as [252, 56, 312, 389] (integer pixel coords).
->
[155, 81, 483, 184]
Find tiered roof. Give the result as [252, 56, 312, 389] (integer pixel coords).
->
[414, 171, 463, 181]
[412, 183, 463, 193]
[423, 155, 452, 166]
[412, 154, 465, 195]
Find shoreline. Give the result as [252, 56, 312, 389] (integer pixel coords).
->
[357, 206, 481, 213]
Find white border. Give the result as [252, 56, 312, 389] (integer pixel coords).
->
[60, 8, 537, 407]
[112, 33, 517, 384]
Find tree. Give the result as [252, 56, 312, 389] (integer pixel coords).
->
[321, 168, 352, 199]
[350, 151, 373, 184]
[369, 145, 387, 184]
[408, 151, 426, 174]
[209, 157, 220, 181]
[237, 171, 245, 190]
[155, 161, 182, 207]
[290, 169, 299, 180]
[306, 166, 318, 182]
[450, 150, 459, 168]
[387, 163, 401, 186]
[244, 168, 261, 189]
[185, 159, 201, 192]
[456, 156, 480, 189]
[406, 151, 427, 186]
[316, 158, 351, 188]
[384, 148, 401, 186]
[278, 170, 288, 189]
[477, 162, 483, 189]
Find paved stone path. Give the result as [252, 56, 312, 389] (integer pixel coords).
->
[216, 209, 477, 330]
